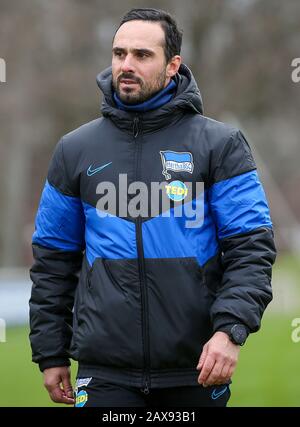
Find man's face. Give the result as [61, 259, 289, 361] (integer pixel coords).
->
[112, 20, 170, 104]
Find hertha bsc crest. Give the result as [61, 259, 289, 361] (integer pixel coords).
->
[160, 150, 194, 180]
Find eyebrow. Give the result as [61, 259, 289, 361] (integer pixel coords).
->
[112, 47, 156, 55]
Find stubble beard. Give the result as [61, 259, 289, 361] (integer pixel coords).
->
[113, 68, 167, 105]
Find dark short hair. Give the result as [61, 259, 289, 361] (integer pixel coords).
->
[115, 8, 183, 63]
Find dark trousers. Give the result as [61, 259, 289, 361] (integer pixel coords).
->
[74, 376, 231, 407]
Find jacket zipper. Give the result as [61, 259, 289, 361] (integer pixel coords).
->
[133, 115, 150, 394]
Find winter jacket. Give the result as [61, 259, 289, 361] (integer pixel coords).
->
[29, 63, 276, 390]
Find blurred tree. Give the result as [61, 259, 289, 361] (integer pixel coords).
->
[0, 0, 299, 266]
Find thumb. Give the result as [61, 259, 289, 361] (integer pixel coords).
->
[197, 344, 208, 370]
[61, 371, 74, 398]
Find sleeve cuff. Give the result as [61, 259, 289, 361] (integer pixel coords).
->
[38, 358, 71, 372]
[212, 314, 250, 335]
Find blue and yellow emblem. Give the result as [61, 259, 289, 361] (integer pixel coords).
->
[75, 390, 88, 407]
[165, 180, 188, 201]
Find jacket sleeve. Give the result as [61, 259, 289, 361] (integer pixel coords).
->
[208, 129, 277, 336]
[29, 138, 85, 371]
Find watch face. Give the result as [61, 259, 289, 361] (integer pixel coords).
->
[231, 324, 247, 345]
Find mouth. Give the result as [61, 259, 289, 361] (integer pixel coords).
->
[119, 79, 139, 85]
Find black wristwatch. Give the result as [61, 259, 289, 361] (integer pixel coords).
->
[219, 324, 249, 346]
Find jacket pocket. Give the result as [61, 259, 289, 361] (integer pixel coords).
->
[202, 252, 224, 297]
[74, 258, 144, 368]
[102, 258, 128, 300]
[86, 263, 94, 290]
[145, 257, 214, 369]
[70, 261, 89, 359]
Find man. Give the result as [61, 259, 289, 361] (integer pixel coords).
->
[29, 8, 276, 407]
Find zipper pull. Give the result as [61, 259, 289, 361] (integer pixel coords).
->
[133, 116, 139, 138]
[142, 381, 149, 394]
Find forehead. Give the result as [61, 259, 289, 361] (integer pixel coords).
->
[113, 20, 165, 51]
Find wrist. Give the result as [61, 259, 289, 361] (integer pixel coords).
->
[217, 323, 249, 346]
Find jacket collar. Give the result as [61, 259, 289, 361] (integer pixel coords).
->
[96, 63, 203, 135]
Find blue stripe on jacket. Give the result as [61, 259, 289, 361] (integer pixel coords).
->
[32, 180, 85, 251]
[142, 194, 219, 267]
[83, 202, 137, 266]
[83, 195, 218, 267]
[209, 170, 273, 240]
[32, 170, 272, 267]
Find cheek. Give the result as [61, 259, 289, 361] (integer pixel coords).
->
[142, 67, 159, 82]
[147, 62, 166, 79]
[111, 60, 120, 76]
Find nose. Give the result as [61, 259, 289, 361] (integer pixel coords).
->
[121, 54, 135, 74]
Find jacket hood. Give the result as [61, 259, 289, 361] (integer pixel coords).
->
[96, 63, 203, 134]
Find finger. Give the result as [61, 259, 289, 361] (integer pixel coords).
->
[50, 388, 75, 404]
[204, 361, 223, 386]
[220, 364, 231, 382]
[59, 395, 75, 405]
[197, 345, 208, 370]
[198, 355, 215, 385]
[45, 377, 74, 405]
[227, 363, 236, 379]
[61, 371, 74, 399]
[48, 385, 67, 403]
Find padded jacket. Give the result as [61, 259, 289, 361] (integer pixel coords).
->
[29, 63, 276, 389]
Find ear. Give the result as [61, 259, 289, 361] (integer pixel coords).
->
[166, 55, 182, 78]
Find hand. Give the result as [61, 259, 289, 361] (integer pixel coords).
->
[196, 331, 240, 387]
[43, 366, 75, 405]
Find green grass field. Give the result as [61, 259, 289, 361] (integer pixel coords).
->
[0, 313, 299, 407]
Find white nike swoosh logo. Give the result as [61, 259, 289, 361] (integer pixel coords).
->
[211, 386, 228, 400]
[87, 162, 112, 176]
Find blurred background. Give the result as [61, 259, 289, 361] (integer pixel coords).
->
[0, 0, 300, 407]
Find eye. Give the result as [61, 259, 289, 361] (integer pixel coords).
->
[137, 52, 148, 59]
